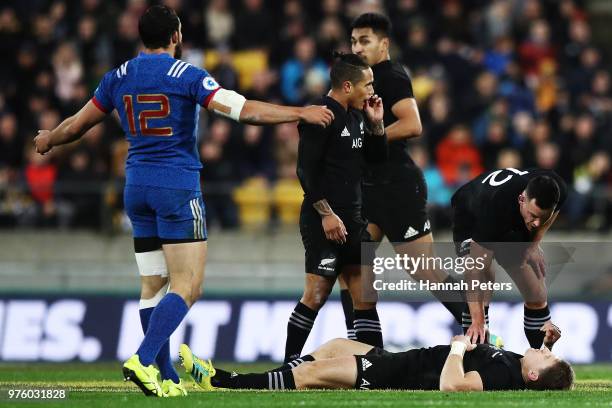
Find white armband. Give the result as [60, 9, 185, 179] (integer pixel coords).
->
[209, 88, 246, 121]
[450, 341, 467, 357]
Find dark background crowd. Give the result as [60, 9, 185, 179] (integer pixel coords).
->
[0, 0, 611, 232]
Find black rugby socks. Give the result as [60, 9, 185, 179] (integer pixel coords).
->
[524, 305, 550, 348]
[353, 308, 383, 347]
[284, 302, 318, 362]
[340, 289, 357, 340]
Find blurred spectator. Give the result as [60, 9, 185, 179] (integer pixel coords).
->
[496, 148, 523, 169]
[462, 71, 498, 124]
[498, 61, 536, 115]
[274, 122, 299, 180]
[518, 19, 556, 81]
[32, 14, 57, 64]
[22, 147, 70, 228]
[435, 0, 471, 43]
[484, 0, 513, 43]
[435, 36, 480, 100]
[200, 119, 239, 229]
[237, 124, 275, 180]
[280, 36, 328, 104]
[562, 18, 591, 69]
[233, 0, 273, 50]
[481, 120, 510, 170]
[484, 36, 514, 77]
[567, 113, 598, 173]
[0, 113, 23, 172]
[535, 141, 561, 171]
[473, 98, 510, 145]
[165, 0, 205, 47]
[211, 47, 239, 90]
[567, 46, 600, 101]
[436, 125, 483, 187]
[401, 20, 435, 72]
[422, 91, 452, 157]
[411, 144, 452, 228]
[0, 7, 22, 87]
[76, 15, 100, 81]
[52, 42, 83, 104]
[588, 70, 612, 119]
[509, 110, 534, 148]
[58, 148, 101, 228]
[567, 152, 611, 229]
[522, 119, 551, 167]
[112, 12, 139, 67]
[317, 16, 346, 63]
[205, 0, 234, 48]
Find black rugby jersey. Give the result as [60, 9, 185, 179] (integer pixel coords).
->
[451, 168, 568, 244]
[297, 95, 387, 211]
[364, 60, 417, 184]
[402, 344, 526, 391]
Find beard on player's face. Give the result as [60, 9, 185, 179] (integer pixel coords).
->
[174, 41, 182, 59]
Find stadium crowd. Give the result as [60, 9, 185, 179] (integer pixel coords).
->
[0, 0, 610, 231]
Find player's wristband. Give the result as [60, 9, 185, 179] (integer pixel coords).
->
[450, 341, 467, 357]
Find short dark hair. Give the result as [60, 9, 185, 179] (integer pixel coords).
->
[351, 13, 391, 38]
[525, 176, 560, 210]
[138, 5, 180, 49]
[330, 53, 370, 89]
[526, 359, 574, 390]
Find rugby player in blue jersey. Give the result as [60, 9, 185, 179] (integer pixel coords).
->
[33, 5, 333, 397]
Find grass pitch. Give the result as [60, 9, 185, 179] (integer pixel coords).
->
[0, 362, 610, 407]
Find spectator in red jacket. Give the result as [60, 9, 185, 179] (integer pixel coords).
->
[436, 124, 483, 187]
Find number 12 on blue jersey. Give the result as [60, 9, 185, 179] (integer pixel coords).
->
[123, 94, 173, 136]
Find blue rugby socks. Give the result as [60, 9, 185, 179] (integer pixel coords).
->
[139, 306, 180, 383]
[137, 293, 188, 367]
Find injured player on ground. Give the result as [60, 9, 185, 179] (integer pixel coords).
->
[179, 334, 574, 392]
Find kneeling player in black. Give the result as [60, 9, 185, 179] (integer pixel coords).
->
[180, 330, 573, 392]
[452, 168, 568, 347]
[283, 54, 388, 362]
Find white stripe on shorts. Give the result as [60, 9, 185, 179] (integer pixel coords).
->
[189, 199, 199, 239]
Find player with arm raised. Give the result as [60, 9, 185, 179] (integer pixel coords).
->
[452, 168, 567, 347]
[179, 328, 572, 392]
[283, 53, 388, 363]
[33, 5, 333, 397]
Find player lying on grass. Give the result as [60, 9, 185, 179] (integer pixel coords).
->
[179, 330, 573, 392]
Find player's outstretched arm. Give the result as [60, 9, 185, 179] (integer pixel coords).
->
[239, 100, 334, 126]
[34, 100, 107, 155]
[439, 335, 483, 392]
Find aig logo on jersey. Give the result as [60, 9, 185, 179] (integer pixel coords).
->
[352, 138, 363, 149]
[202, 76, 220, 91]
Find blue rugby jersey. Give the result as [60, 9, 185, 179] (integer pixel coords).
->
[92, 52, 221, 191]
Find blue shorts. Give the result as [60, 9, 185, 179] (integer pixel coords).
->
[124, 185, 207, 240]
